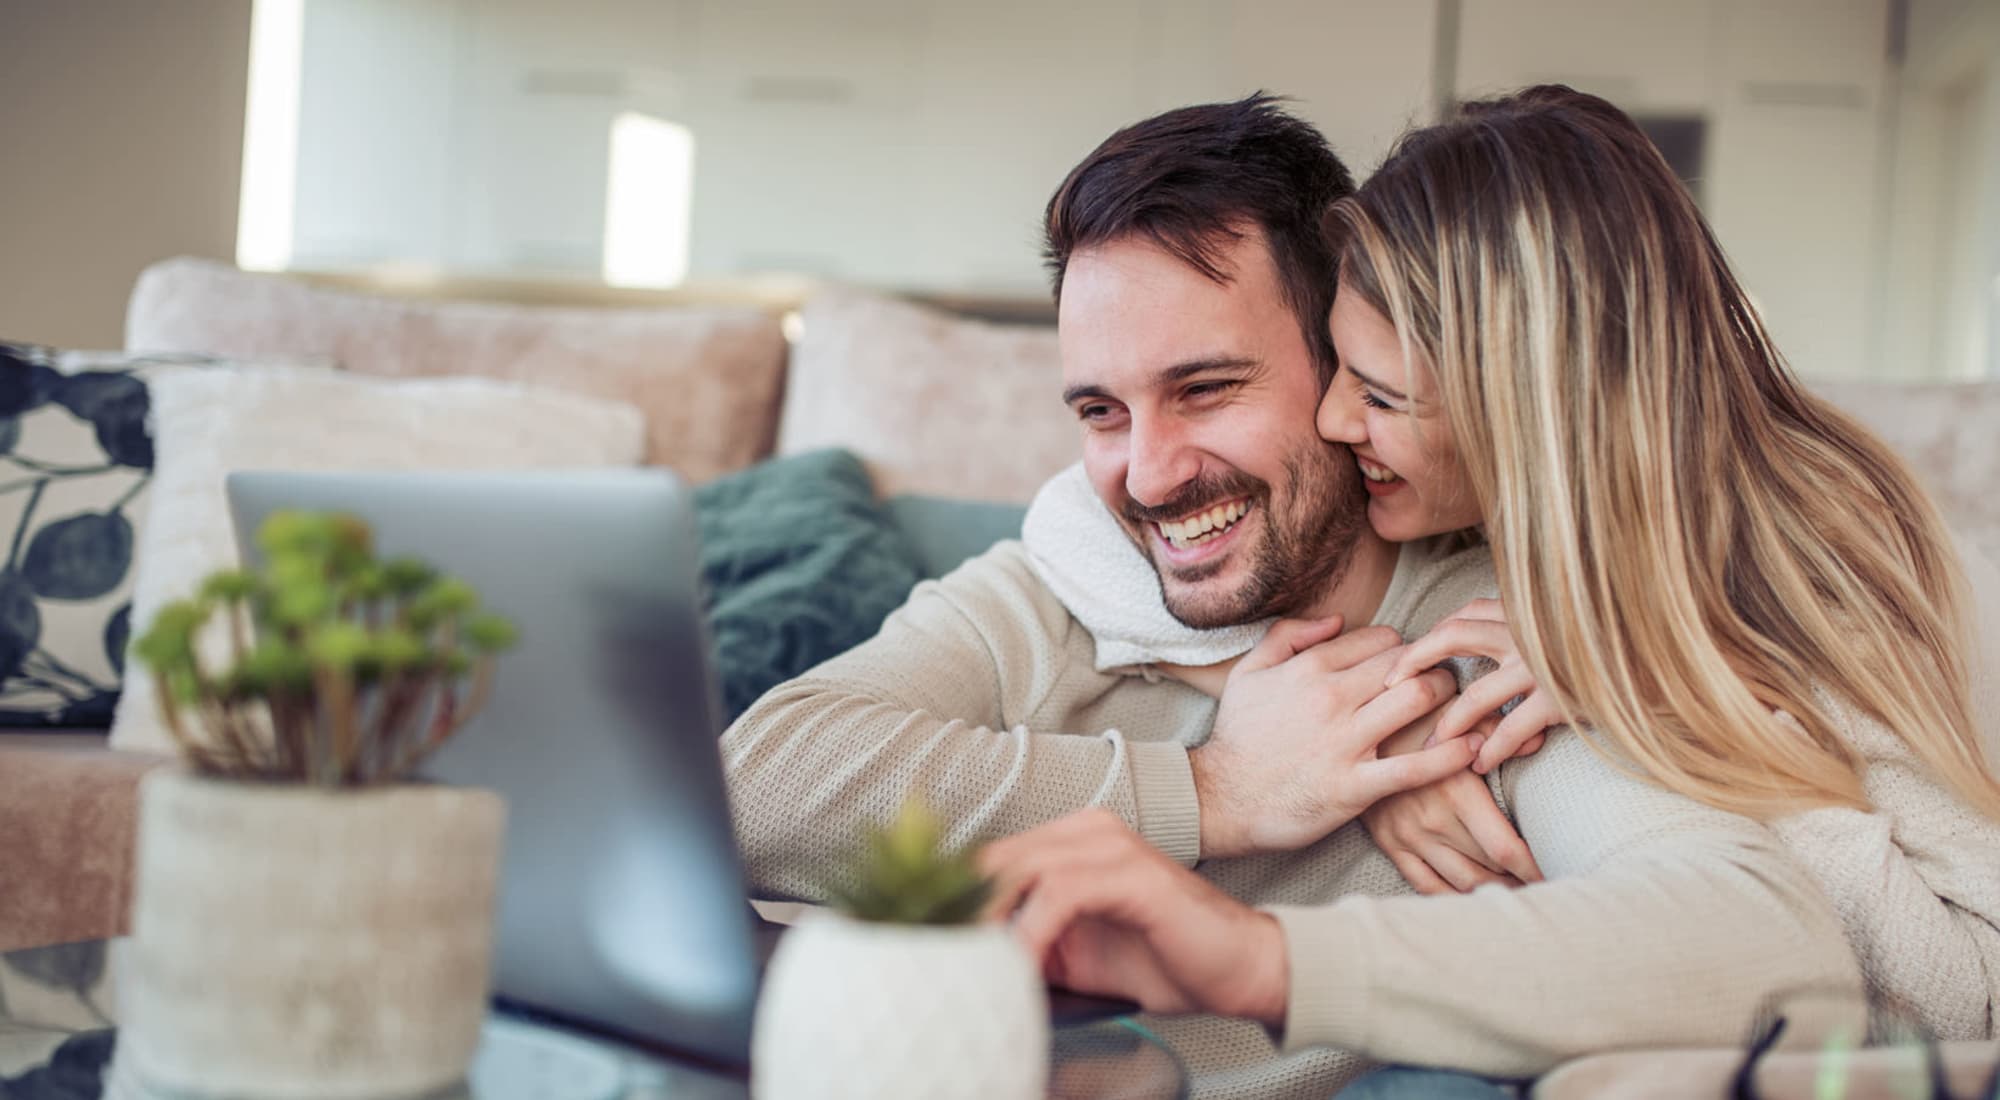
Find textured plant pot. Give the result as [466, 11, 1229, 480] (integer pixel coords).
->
[108, 769, 504, 1099]
[752, 913, 1049, 1100]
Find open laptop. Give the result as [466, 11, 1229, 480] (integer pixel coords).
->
[226, 469, 1134, 1070]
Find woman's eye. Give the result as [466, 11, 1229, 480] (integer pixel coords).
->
[1361, 390, 1393, 411]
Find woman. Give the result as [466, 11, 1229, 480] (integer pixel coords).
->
[985, 85, 2000, 1095]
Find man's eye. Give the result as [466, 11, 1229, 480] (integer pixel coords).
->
[1185, 381, 1235, 399]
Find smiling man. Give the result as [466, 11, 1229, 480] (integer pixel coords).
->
[721, 96, 1519, 1097]
[1056, 228, 1370, 631]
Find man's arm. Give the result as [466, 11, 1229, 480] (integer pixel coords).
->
[1269, 731, 1864, 1074]
[722, 543, 1203, 902]
[989, 732, 1863, 1075]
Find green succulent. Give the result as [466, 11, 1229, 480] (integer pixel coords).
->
[828, 800, 993, 926]
[130, 510, 517, 786]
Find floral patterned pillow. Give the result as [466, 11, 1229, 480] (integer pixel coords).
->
[0, 344, 302, 728]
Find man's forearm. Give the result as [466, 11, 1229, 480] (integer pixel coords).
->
[725, 679, 1177, 899]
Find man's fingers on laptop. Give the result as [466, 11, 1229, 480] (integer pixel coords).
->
[1238, 615, 1345, 673]
[980, 808, 1130, 918]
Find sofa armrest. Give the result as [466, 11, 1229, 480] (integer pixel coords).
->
[0, 737, 167, 951]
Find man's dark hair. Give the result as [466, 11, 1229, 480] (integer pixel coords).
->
[1042, 94, 1356, 381]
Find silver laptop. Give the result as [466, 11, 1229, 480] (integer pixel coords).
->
[226, 468, 1138, 1070]
[227, 469, 761, 1066]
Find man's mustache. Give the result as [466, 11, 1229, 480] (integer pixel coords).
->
[1120, 472, 1266, 526]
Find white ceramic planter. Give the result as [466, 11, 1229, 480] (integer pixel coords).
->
[108, 769, 504, 1100]
[752, 913, 1049, 1100]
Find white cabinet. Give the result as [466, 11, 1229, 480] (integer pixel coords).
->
[286, 0, 1436, 292]
[290, 0, 461, 269]
[1453, 0, 1892, 379]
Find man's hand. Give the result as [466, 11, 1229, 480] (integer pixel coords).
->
[982, 809, 1289, 1026]
[1360, 700, 1542, 893]
[1190, 617, 1480, 859]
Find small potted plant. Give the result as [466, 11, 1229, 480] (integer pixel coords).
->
[111, 510, 517, 1099]
[752, 802, 1049, 1100]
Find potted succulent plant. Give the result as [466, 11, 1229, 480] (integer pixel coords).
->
[752, 802, 1049, 1100]
[110, 510, 516, 1100]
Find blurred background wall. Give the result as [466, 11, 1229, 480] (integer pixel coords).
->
[6, 0, 1997, 379]
[0, 0, 252, 348]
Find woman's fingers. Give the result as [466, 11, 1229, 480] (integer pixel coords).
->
[1450, 598, 1506, 623]
[1457, 785, 1542, 883]
[1386, 848, 1455, 896]
[1428, 663, 1536, 745]
[1424, 844, 1515, 893]
[1384, 616, 1517, 686]
[1474, 693, 1567, 774]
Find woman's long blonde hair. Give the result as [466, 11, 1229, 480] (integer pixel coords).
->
[1331, 85, 2000, 821]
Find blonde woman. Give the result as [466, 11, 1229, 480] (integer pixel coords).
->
[984, 86, 2000, 1095]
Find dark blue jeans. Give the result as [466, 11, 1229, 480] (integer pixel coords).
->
[1337, 1066, 1526, 1099]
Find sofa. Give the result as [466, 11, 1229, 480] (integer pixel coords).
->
[2, 256, 1997, 1096]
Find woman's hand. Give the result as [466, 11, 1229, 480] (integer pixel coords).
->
[981, 809, 1289, 1027]
[1359, 703, 1542, 893]
[1386, 599, 1566, 775]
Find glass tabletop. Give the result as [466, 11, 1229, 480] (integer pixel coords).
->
[475, 1011, 1186, 1100]
[0, 940, 1187, 1100]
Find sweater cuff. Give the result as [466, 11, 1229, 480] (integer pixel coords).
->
[1126, 739, 1201, 866]
[1266, 903, 1373, 1054]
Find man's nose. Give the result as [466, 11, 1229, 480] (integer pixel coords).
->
[1317, 376, 1366, 445]
[1125, 415, 1201, 507]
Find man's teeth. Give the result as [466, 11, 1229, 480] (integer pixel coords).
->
[1159, 500, 1248, 549]
[1359, 459, 1399, 483]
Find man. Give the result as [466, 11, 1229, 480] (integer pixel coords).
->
[723, 96, 1529, 1096]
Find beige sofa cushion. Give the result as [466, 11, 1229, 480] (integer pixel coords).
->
[125, 257, 787, 482]
[109, 365, 646, 756]
[776, 290, 1076, 503]
[1816, 380, 2000, 563]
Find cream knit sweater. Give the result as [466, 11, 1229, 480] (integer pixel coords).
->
[723, 538, 1878, 1099]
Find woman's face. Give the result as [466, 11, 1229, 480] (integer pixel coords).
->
[1318, 287, 1484, 541]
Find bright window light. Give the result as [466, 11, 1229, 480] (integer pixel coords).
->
[236, 0, 304, 271]
[603, 112, 695, 289]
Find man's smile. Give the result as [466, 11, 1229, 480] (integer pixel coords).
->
[1151, 498, 1254, 564]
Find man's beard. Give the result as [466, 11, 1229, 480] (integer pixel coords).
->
[1122, 442, 1370, 629]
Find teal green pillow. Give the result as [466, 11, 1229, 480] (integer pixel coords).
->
[695, 450, 925, 723]
[884, 494, 1026, 578]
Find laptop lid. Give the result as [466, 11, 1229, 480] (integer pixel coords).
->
[226, 469, 759, 1066]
